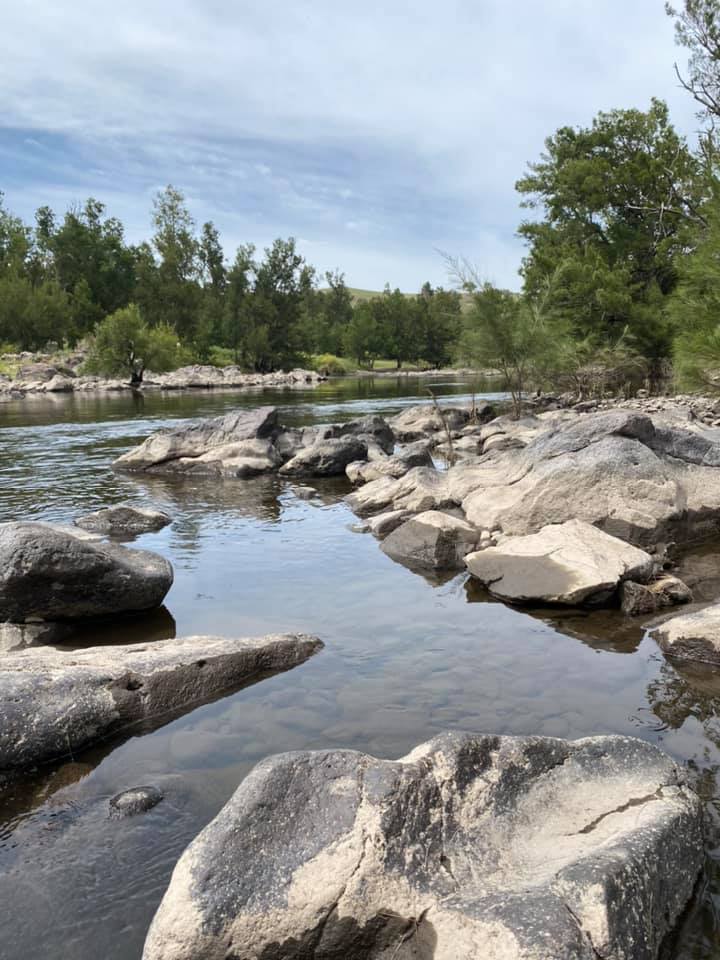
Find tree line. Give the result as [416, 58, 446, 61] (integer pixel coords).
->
[0, 186, 463, 378]
[4, 1, 720, 393]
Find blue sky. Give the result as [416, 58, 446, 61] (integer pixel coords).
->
[0, 0, 701, 291]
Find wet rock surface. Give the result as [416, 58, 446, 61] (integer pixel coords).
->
[0, 521, 173, 623]
[143, 731, 703, 960]
[75, 505, 172, 536]
[0, 633, 322, 773]
[109, 785, 164, 818]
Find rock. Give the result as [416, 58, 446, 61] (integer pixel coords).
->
[113, 407, 279, 473]
[109, 785, 164, 817]
[620, 576, 693, 617]
[346, 441, 433, 485]
[482, 432, 525, 452]
[457, 410, 720, 546]
[0, 522, 173, 622]
[75, 505, 172, 536]
[389, 404, 474, 442]
[279, 436, 368, 477]
[291, 485, 318, 500]
[321, 415, 395, 455]
[0, 620, 72, 653]
[143, 731, 703, 960]
[381, 510, 479, 570]
[0, 633, 322, 772]
[465, 519, 653, 606]
[346, 466, 453, 517]
[366, 509, 411, 539]
[652, 602, 720, 665]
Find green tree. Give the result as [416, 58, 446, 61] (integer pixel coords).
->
[516, 100, 704, 364]
[667, 1, 720, 128]
[221, 244, 255, 363]
[150, 185, 201, 339]
[415, 283, 462, 367]
[343, 300, 383, 367]
[84, 304, 182, 384]
[455, 278, 561, 417]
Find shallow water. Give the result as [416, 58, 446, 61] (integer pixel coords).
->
[0, 376, 719, 959]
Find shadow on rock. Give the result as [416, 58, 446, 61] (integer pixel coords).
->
[56, 605, 177, 650]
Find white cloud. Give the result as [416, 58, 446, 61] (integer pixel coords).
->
[0, 0, 702, 290]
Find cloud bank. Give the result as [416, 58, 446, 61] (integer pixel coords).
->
[0, 0, 700, 290]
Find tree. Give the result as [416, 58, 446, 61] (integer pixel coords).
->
[343, 301, 382, 367]
[667, 1, 720, 129]
[516, 100, 704, 365]
[151, 186, 201, 339]
[84, 304, 182, 384]
[221, 244, 255, 362]
[453, 267, 562, 416]
[415, 284, 462, 367]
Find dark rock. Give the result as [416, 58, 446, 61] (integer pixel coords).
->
[652, 602, 720, 666]
[143, 731, 703, 960]
[620, 576, 693, 617]
[0, 522, 173, 622]
[321, 415, 395, 454]
[110, 785, 164, 817]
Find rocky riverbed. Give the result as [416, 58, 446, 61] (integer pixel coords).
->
[4, 384, 720, 960]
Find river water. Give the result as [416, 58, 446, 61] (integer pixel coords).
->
[0, 376, 719, 959]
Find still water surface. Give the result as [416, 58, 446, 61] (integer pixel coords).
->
[0, 376, 719, 959]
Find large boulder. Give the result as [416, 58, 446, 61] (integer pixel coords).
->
[381, 510, 479, 570]
[389, 404, 483, 442]
[143, 731, 702, 960]
[279, 436, 368, 477]
[113, 407, 279, 472]
[346, 466, 453, 517]
[652, 602, 720, 666]
[0, 522, 173, 623]
[465, 519, 654, 605]
[0, 633, 322, 772]
[75, 504, 172, 536]
[459, 411, 720, 546]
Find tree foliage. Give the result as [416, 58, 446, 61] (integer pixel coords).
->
[84, 305, 182, 383]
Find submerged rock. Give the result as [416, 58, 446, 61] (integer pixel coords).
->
[0, 633, 322, 772]
[109, 785, 164, 818]
[652, 602, 720, 666]
[143, 731, 702, 960]
[381, 510, 479, 570]
[0, 522, 173, 622]
[75, 504, 172, 536]
[465, 519, 653, 606]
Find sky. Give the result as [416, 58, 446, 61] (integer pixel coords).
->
[0, 0, 702, 292]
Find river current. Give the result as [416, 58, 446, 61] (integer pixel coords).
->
[0, 376, 718, 959]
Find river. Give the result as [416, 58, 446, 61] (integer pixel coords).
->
[0, 375, 718, 959]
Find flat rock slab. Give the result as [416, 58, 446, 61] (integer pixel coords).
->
[0, 522, 173, 622]
[465, 518, 653, 605]
[143, 731, 702, 960]
[0, 633, 322, 772]
[652, 602, 720, 665]
[75, 505, 172, 535]
[381, 510, 479, 570]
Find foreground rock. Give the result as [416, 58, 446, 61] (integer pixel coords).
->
[279, 436, 368, 477]
[75, 504, 172, 536]
[0, 522, 173, 623]
[381, 510, 479, 570]
[0, 633, 322, 772]
[143, 731, 702, 960]
[465, 519, 654, 605]
[652, 602, 720, 666]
